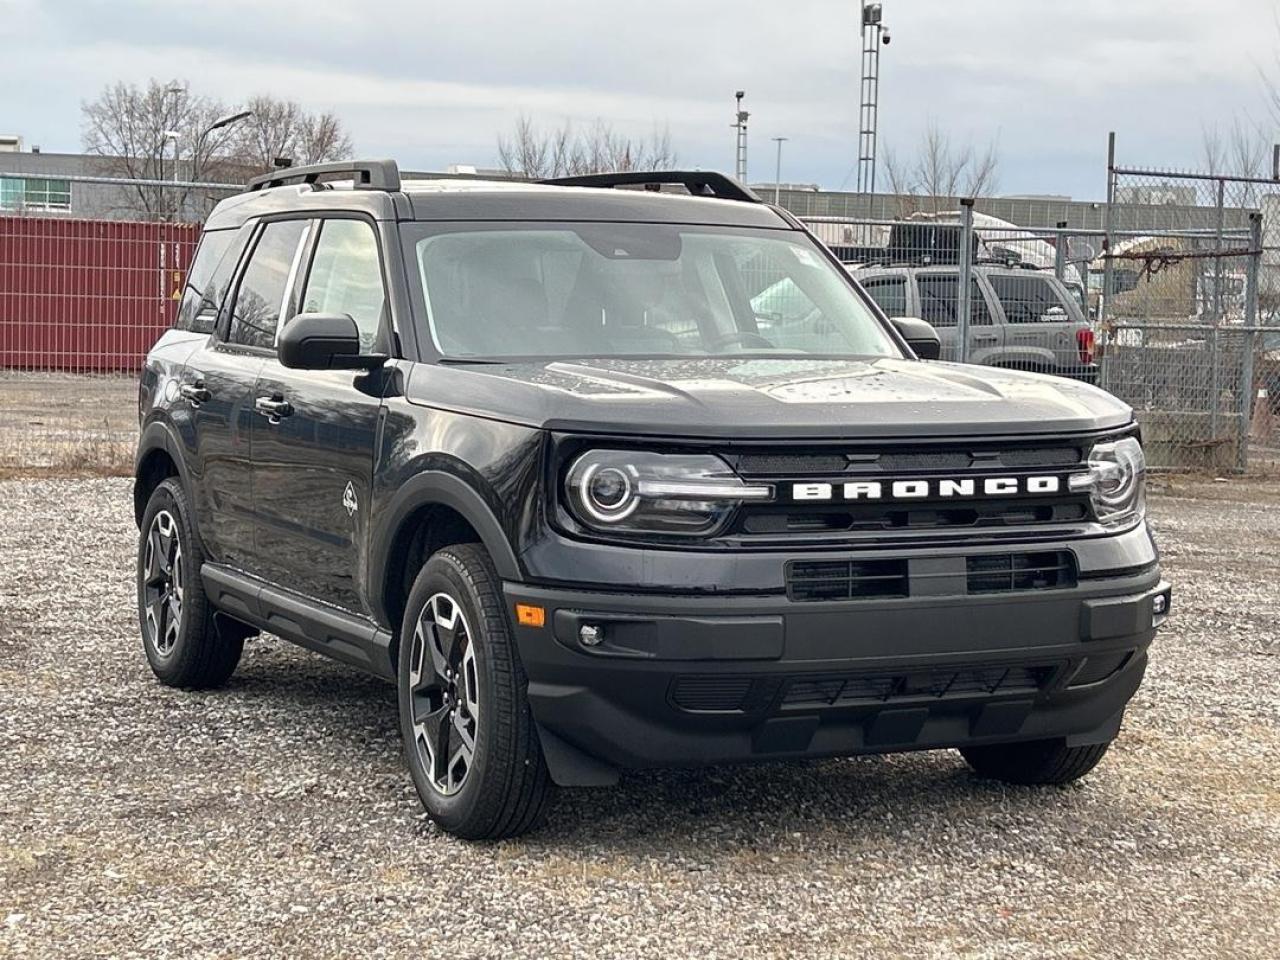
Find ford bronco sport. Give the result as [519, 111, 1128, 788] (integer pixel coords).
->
[134, 161, 1170, 839]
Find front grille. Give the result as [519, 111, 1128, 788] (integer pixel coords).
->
[780, 663, 1059, 708]
[787, 558, 908, 602]
[726, 439, 1095, 542]
[966, 551, 1076, 594]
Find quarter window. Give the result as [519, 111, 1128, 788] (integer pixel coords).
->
[228, 220, 308, 349]
[989, 275, 1070, 323]
[299, 219, 387, 353]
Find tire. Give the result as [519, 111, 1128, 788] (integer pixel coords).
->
[136, 478, 244, 689]
[397, 543, 553, 840]
[960, 737, 1112, 785]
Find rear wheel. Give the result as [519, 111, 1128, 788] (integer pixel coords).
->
[961, 738, 1112, 785]
[397, 544, 553, 840]
[137, 478, 244, 689]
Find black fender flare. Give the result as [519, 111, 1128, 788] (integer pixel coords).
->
[133, 418, 194, 528]
[369, 470, 523, 626]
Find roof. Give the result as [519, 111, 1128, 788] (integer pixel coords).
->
[205, 162, 791, 231]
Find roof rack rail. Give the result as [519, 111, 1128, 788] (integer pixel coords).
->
[541, 170, 761, 203]
[246, 159, 401, 192]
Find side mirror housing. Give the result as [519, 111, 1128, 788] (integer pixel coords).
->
[277, 313, 386, 370]
[890, 316, 941, 360]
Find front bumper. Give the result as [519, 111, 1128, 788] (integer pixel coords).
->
[504, 570, 1170, 786]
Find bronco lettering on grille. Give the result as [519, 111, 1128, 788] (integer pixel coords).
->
[790, 476, 1063, 501]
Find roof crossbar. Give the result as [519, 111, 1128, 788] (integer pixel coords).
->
[541, 170, 761, 203]
[246, 159, 401, 192]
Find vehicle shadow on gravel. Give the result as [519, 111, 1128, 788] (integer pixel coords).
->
[225, 646, 1143, 855]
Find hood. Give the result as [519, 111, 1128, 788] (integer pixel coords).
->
[404, 356, 1132, 440]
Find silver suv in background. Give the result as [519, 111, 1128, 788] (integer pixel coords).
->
[851, 263, 1098, 382]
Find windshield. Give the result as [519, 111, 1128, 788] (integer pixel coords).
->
[405, 222, 901, 361]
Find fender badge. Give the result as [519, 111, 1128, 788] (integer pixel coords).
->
[342, 481, 358, 517]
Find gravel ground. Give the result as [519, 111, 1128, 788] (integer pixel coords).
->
[1, 476, 1277, 959]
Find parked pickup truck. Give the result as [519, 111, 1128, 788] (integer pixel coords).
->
[133, 162, 1169, 839]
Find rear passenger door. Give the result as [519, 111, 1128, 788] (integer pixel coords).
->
[250, 216, 389, 615]
[179, 219, 306, 569]
[915, 271, 1001, 364]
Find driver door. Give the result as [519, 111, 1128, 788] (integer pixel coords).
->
[251, 216, 390, 615]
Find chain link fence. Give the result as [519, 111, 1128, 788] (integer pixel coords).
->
[1098, 136, 1273, 471]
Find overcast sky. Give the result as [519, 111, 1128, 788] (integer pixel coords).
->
[2, 0, 1276, 199]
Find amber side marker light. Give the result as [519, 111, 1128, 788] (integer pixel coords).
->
[515, 604, 546, 627]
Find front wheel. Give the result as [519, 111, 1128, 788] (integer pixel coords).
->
[397, 544, 553, 840]
[960, 738, 1112, 785]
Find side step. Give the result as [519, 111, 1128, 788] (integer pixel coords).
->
[201, 563, 396, 682]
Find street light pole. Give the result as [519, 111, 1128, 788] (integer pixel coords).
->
[771, 137, 788, 205]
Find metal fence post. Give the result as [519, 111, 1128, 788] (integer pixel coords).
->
[1053, 220, 1067, 282]
[1208, 177, 1226, 446]
[956, 198, 975, 363]
[1101, 132, 1116, 328]
[1238, 211, 1262, 473]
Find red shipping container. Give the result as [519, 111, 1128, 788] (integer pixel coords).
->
[0, 215, 200, 373]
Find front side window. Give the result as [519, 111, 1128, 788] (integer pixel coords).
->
[228, 220, 308, 349]
[405, 222, 900, 361]
[298, 219, 386, 353]
[990, 274, 1070, 323]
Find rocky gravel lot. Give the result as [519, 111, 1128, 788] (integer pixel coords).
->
[1, 476, 1277, 959]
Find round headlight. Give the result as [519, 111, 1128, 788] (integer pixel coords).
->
[575, 461, 640, 523]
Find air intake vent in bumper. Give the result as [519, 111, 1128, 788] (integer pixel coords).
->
[966, 551, 1076, 594]
[786, 558, 909, 602]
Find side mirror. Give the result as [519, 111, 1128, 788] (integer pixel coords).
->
[890, 316, 941, 360]
[277, 313, 386, 370]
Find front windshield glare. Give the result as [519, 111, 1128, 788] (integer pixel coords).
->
[410, 223, 901, 361]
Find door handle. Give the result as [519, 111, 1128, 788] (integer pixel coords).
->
[255, 395, 294, 422]
[180, 381, 211, 405]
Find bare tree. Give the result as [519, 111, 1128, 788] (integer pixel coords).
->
[883, 121, 1001, 213]
[1200, 118, 1268, 178]
[82, 79, 245, 220]
[231, 95, 354, 170]
[82, 80, 355, 221]
[497, 116, 677, 178]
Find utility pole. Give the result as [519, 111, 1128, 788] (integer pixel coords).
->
[772, 137, 788, 205]
[733, 91, 749, 183]
[857, 2, 889, 196]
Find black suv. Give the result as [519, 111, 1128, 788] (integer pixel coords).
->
[134, 161, 1170, 839]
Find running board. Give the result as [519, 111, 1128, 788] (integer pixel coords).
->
[201, 563, 396, 682]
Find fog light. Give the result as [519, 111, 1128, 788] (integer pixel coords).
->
[1152, 594, 1167, 616]
[579, 623, 604, 646]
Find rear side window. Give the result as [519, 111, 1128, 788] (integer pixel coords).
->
[175, 228, 247, 334]
[989, 274, 1070, 323]
[228, 220, 308, 349]
[861, 276, 906, 316]
[916, 273, 992, 327]
[298, 219, 387, 353]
